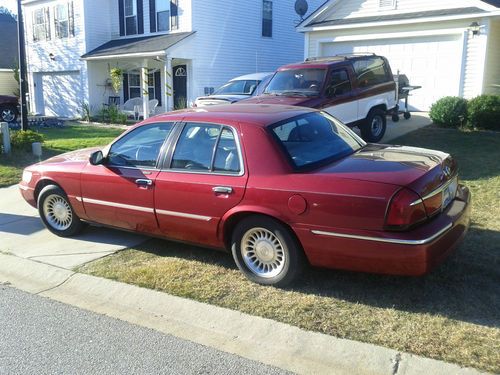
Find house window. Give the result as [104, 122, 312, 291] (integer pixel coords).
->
[33, 8, 50, 42]
[262, 0, 272, 37]
[124, 0, 137, 35]
[54, 2, 74, 39]
[128, 72, 155, 99]
[379, 0, 396, 9]
[156, 0, 170, 31]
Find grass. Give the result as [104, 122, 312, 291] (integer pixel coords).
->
[74, 126, 499, 372]
[0, 124, 123, 187]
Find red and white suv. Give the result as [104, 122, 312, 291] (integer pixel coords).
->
[242, 54, 397, 142]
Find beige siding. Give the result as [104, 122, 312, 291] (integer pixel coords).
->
[483, 19, 500, 94]
[0, 71, 18, 96]
[315, 0, 487, 23]
[462, 23, 489, 98]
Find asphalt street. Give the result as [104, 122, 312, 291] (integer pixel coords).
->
[0, 285, 290, 375]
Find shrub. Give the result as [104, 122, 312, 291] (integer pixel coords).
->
[10, 130, 45, 151]
[467, 95, 500, 131]
[429, 96, 468, 128]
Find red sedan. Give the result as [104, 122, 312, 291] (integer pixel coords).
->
[19, 104, 471, 286]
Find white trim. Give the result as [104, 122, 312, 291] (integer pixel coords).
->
[82, 51, 166, 61]
[82, 197, 154, 213]
[311, 223, 453, 246]
[458, 30, 469, 97]
[298, 11, 500, 32]
[156, 209, 212, 221]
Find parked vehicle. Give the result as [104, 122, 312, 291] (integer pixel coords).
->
[241, 54, 397, 142]
[20, 104, 470, 286]
[0, 95, 19, 122]
[193, 72, 273, 107]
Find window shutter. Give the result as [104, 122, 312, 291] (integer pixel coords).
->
[69, 1, 75, 37]
[123, 73, 129, 102]
[137, 0, 144, 34]
[149, 0, 156, 32]
[154, 71, 161, 106]
[45, 7, 51, 40]
[170, 0, 178, 30]
[118, 0, 125, 36]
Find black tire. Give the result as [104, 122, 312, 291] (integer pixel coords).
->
[37, 185, 85, 237]
[0, 105, 18, 123]
[361, 108, 387, 143]
[404, 112, 411, 120]
[231, 215, 304, 287]
[391, 114, 400, 122]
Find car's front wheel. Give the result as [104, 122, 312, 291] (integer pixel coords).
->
[0, 106, 18, 123]
[361, 108, 387, 143]
[38, 185, 85, 237]
[231, 216, 304, 287]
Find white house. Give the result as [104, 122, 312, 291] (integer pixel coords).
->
[297, 0, 500, 110]
[22, 0, 322, 118]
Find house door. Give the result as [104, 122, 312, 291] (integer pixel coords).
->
[173, 65, 187, 109]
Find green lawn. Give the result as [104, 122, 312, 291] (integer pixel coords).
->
[0, 124, 123, 187]
[79, 126, 500, 373]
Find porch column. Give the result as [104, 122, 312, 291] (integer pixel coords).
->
[141, 66, 150, 119]
[164, 56, 173, 111]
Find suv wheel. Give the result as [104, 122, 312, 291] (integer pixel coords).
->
[0, 106, 17, 123]
[361, 109, 386, 143]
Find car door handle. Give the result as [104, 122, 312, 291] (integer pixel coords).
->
[212, 186, 233, 194]
[136, 179, 153, 186]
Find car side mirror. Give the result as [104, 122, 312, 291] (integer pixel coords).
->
[89, 150, 105, 165]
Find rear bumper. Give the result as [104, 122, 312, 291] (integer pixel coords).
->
[295, 185, 471, 276]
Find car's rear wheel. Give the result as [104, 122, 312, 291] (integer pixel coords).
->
[231, 216, 304, 287]
[0, 106, 17, 123]
[38, 185, 84, 237]
[361, 108, 386, 143]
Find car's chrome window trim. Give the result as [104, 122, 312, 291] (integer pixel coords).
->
[311, 223, 453, 246]
[164, 122, 245, 177]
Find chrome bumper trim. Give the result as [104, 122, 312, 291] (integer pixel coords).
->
[311, 223, 453, 246]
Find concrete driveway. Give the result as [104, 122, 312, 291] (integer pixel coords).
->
[382, 112, 431, 143]
[0, 185, 146, 269]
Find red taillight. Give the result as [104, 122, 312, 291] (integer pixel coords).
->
[386, 188, 427, 229]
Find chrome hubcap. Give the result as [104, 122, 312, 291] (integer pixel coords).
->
[241, 227, 286, 278]
[43, 194, 73, 231]
[371, 116, 383, 137]
[1, 109, 15, 122]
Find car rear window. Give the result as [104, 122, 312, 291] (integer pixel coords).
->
[269, 112, 365, 169]
[353, 57, 390, 87]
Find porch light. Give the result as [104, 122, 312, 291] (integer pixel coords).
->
[469, 22, 481, 36]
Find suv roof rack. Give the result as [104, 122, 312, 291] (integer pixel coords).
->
[305, 53, 376, 62]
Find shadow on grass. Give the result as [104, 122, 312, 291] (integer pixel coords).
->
[136, 222, 499, 330]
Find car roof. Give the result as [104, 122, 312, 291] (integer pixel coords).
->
[144, 104, 317, 128]
[278, 54, 380, 70]
[229, 72, 274, 81]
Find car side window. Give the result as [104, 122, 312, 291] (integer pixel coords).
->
[171, 123, 241, 174]
[353, 57, 390, 87]
[107, 122, 173, 168]
[325, 69, 351, 97]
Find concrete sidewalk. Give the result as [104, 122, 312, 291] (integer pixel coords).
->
[0, 253, 485, 375]
[0, 185, 147, 269]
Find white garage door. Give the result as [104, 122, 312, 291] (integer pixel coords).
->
[320, 35, 463, 110]
[41, 72, 81, 118]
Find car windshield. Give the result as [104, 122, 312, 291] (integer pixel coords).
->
[213, 80, 261, 95]
[263, 68, 326, 96]
[269, 112, 365, 169]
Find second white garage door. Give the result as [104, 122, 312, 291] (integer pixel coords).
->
[40, 71, 82, 118]
[320, 34, 463, 110]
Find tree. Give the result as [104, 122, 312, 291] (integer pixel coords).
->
[0, 6, 17, 20]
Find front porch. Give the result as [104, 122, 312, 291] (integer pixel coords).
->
[81, 32, 195, 119]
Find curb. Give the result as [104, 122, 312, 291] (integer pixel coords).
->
[0, 253, 486, 375]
